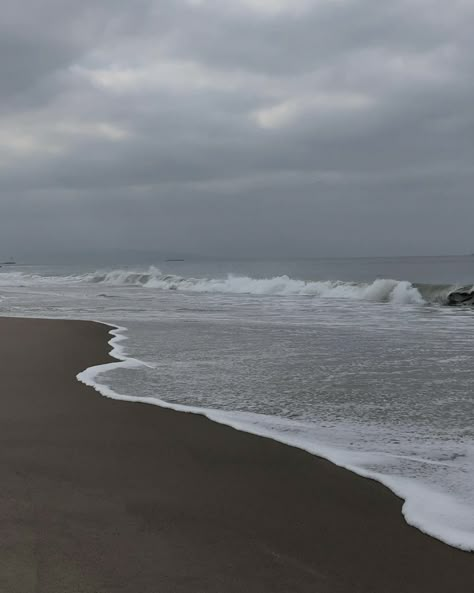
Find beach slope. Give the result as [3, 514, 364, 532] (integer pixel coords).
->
[0, 317, 472, 592]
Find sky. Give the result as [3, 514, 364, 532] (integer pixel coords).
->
[1, 0, 473, 260]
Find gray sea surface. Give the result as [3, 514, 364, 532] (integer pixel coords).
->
[1, 256, 473, 549]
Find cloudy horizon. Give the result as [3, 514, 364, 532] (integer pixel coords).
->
[2, 0, 473, 260]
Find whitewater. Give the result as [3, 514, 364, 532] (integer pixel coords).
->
[86, 266, 428, 302]
[1, 257, 473, 551]
[1, 265, 463, 304]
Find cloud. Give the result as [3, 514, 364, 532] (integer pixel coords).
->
[0, 0, 473, 258]
[253, 92, 374, 129]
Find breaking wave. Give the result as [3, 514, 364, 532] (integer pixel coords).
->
[82, 267, 456, 305]
[1, 266, 469, 305]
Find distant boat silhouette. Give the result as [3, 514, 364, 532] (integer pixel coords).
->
[2, 257, 16, 265]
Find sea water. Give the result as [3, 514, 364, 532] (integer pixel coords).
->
[1, 256, 473, 550]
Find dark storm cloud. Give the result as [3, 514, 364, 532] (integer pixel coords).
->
[1, 0, 473, 258]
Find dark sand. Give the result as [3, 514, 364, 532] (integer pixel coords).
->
[0, 317, 472, 593]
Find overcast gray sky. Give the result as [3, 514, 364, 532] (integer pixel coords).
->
[1, 0, 473, 259]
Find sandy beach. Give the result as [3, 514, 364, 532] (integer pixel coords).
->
[0, 316, 472, 593]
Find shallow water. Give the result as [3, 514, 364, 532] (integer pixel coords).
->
[1, 256, 473, 550]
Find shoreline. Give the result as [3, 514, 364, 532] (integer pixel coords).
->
[0, 316, 472, 592]
[82, 322, 474, 553]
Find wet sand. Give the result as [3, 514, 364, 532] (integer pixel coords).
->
[0, 316, 472, 592]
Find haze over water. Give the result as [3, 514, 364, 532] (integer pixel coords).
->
[1, 255, 473, 550]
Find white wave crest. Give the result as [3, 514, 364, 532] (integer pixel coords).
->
[0, 271, 80, 286]
[83, 267, 425, 304]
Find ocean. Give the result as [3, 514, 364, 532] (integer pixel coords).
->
[1, 256, 473, 551]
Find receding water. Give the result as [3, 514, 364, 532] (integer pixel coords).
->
[1, 256, 473, 550]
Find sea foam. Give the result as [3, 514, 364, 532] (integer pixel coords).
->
[81, 267, 426, 304]
[77, 323, 474, 553]
[2, 266, 462, 305]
